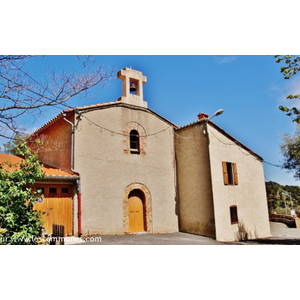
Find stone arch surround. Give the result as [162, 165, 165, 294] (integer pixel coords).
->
[123, 122, 146, 155]
[123, 183, 152, 233]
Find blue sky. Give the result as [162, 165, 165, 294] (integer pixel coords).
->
[2, 55, 299, 186]
[2, 0, 300, 291]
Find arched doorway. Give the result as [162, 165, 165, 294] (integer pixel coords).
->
[128, 189, 145, 232]
[123, 183, 152, 234]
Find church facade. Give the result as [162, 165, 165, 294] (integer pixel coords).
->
[3, 67, 271, 242]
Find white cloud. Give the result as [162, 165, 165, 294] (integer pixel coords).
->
[214, 55, 237, 64]
[275, 76, 300, 109]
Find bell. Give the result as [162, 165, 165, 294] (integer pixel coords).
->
[130, 82, 137, 92]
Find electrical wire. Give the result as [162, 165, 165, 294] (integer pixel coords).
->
[173, 130, 190, 140]
[207, 125, 286, 168]
[263, 161, 282, 168]
[57, 101, 189, 139]
[81, 114, 171, 138]
[208, 127, 255, 157]
[49, 102, 286, 166]
[265, 175, 292, 195]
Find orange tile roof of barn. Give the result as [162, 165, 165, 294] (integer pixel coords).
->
[0, 154, 79, 179]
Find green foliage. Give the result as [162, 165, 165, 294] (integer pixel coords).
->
[275, 55, 300, 124]
[276, 56, 300, 178]
[280, 124, 300, 180]
[1, 133, 30, 154]
[0, 142, 45, 245]
[266, 181, 300, 213]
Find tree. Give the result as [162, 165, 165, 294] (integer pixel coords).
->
[280, 124, 300, 180]
[1, 133, 29, 154]
[265, 181, 300, 212]
[0, 55, 115, 139]
[0, 142, 45, 245]
[275, 55, 300, 123]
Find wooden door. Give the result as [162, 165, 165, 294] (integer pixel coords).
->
[128, 195, 144, 232]
[33, 185, 73, 236]
[36, 193, 48, 231]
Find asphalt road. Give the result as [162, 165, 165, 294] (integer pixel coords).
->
[245, 222, 300, 245]
[64, 222, 300, 245]
[79, 232, 225, 245]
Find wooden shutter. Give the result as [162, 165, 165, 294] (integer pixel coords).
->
[233, 163, 238, 185]
[222, 161, 229, 185]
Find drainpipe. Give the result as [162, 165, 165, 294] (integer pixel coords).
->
[63, 113, 82, 237]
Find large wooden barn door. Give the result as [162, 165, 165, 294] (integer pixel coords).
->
[128, 193, 144, 232]
[34, 184, 73, 236]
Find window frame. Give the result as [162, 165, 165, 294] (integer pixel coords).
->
[61, 186, 72, 196]
[222, 162, 238, 185]
[123, 122, 146, 156]
[230, 205, 238, 225]
[48, 187, 59, 197]
[129, 129, 140, 154]
[34, 184, 73, 198]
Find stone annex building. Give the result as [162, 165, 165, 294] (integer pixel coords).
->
[0, 68, 271, 242]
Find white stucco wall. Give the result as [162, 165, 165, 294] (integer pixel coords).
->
[207, 124, 271, 242]
[73, 104, 178, 235]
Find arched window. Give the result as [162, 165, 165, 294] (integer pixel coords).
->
[130, 130, 140, 153]
[123, 122, 146, 155]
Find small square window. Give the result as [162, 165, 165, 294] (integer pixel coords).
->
[230, 205, 238, 224]
[49, 187, 57, 194]
[61, 187, 69, 194]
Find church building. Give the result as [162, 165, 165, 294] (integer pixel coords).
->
[0, 68, 271, 242]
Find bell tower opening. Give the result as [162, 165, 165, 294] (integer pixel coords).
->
[129, 81, 137, 95]
[117, 67, 147, 107]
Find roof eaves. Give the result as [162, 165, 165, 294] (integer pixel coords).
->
[176, 119, 263, 161]
[175, 119, 205, 130]
[26, 111, 66, 138]
[65, 100, 120, 113]
[24, 102, 121, 139]
[26, 100, 178, 142]
[45, 175, 79, 180]
[145, 107, 178, 128]
[71, 101, 178, 128]
[207, 121, 263, 161]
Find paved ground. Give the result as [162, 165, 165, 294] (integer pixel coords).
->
[65, 222, 300, 245]
[245, 222, 300, 245]
[79, 232, 224, 245]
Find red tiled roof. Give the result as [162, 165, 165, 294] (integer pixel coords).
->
[0, 154, 78, 179]
[63, 100, 120, 113]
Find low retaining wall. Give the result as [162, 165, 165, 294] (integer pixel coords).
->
[269, 214, 296, 228]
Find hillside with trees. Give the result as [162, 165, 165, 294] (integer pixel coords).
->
[266, 181, 300, 215]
